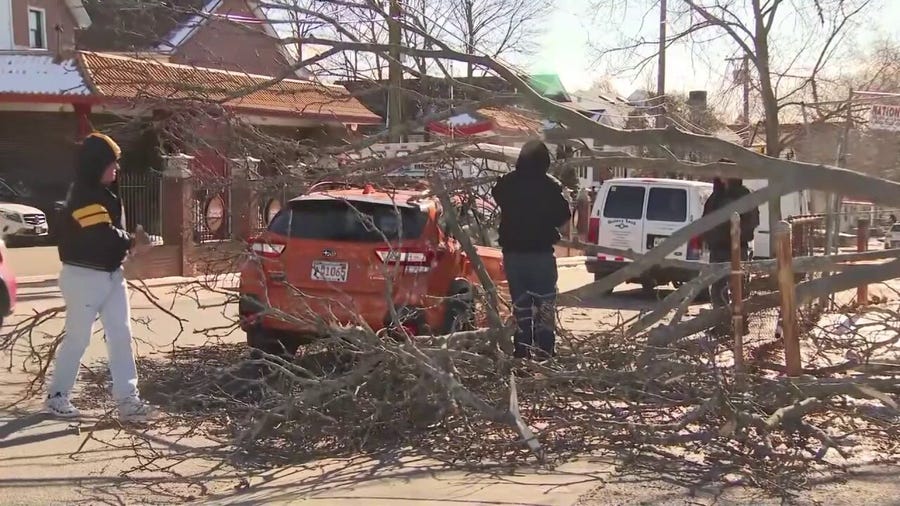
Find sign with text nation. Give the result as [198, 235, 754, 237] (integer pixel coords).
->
[869, 104, 900, 131]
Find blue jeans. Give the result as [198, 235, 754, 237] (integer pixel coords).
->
[503, 251, 558, 358]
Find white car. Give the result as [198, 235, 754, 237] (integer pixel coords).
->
[0, 203, 49, 242]
[886, 223, 900, 249]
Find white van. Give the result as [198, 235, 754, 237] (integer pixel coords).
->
[744, 180, 810, 259]
[585, 178, 713, 292]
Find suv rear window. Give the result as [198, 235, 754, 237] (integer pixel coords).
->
[603, 185, 645, 220]
[269, 199, 428, 241]
[647, 187, 688, 222]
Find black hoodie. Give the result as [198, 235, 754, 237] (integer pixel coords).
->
[57, 133, 134, 272]
[490, 140, 572, 253]
[702, 177, 760, 250]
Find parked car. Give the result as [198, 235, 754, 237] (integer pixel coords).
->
[885, 223, 900, 249]
[0, 202, 49, 245]
[0, 238, 17, 327]
[238, 182, 507, 356]
[0, 177, 66, 243]
[585, 178, 713, 293]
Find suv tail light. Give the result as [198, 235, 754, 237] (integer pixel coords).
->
[376, 247, 435, 274]
[686, 235, 704, 261]
[587, 217, 600, 243]
[249, 238, 286, 258]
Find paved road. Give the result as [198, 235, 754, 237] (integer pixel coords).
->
[5, 245, 60, 278]
[2, 266, 896, 504]
[0, 265, 651, 504]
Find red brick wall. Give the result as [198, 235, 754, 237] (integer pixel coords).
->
[11, 0, 77, 50]
[169, 0, 290, 76]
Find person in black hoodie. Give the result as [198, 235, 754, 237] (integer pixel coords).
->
[491, 140, 571, 359]
[45, 132, 154, 421]
[702, 174, 759, 307]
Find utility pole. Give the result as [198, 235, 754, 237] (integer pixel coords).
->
[656, 0, 667, 129]
[388, 0, 403, 142]
[822, 88, 853, 308]
[726, 54, 751, 124]
[741, 55, 750, 124]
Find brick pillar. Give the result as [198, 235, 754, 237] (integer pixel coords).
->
[230, 157, 261, 241]
[162, 154, 194, 277]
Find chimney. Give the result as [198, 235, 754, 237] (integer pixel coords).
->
[687, 90, 708, 110]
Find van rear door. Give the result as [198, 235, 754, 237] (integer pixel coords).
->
[598, 183, 645, 256]
[644, 185, 691, 260]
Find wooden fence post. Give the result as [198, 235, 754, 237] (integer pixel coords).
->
[775, 221, 802, 377]
[729, 212, 745, 378]
[857, 218, 870, 306]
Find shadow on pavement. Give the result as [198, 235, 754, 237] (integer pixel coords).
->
[559, 287, 706, 311]
[0, 412, 52, 439]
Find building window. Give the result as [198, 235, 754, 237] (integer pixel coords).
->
[28, 8, 46, 49]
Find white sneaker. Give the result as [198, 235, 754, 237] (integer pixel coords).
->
[117, 397, 156, 422]
[45, 392, 80, 418]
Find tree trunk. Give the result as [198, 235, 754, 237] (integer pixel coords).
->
[465, 0, 476, 77]
[753, 0, 782, 257]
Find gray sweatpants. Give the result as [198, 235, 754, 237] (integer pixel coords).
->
[48, 264, 139, 401]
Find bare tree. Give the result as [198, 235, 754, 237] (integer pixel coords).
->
[444, 0, 554, 77]
[7, 2, 900, 503]
[591, 0, 878, 254]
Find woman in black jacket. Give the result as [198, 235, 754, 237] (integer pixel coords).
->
[45, 133, 153, 421]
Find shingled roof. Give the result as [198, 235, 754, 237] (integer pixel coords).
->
[78, 52, 381, 124]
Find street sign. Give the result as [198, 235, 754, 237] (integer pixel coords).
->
[869, 104, 900, 131]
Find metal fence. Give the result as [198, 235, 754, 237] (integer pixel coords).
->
[252, 178, 297, 234]
[193, 180, 232, 243]
[118, 170, 163, 238]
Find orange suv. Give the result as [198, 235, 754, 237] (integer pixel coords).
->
[238, 182, 507, 356]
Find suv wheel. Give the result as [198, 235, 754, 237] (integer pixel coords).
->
[443, 281, 476, 333]
[444, 299, 476, 333]
[246, 327, 301, 358]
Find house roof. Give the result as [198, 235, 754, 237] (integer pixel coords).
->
[0, 53, 91, 96]
[152, 0, 278, 54]
[341, 73, 572, 118]
[78, 52, 381, 123]
[427, 107, 542, 137]
[64, 0, 93, 29]
[76, 0, 209, 51]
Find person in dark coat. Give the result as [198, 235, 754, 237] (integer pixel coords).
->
[45, 133, 154, 421]
[702, 175, 759, 307]
[491, 140, 571, 359]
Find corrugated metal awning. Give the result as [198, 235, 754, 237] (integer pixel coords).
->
[0, 53, 91, 96]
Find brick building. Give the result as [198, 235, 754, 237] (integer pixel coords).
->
[0, 0, 382, 277]
[76, 0, 299, 78]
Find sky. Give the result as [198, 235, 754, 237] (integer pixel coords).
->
[532, 0, 900, 99]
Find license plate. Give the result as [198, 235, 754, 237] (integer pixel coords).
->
[311, 261, 348, 282]
[653, 236, 667, 247]
[35, 226, 46, 234]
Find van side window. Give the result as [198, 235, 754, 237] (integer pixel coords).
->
[603, 185, 645, 220]
[647, 188, 688, 222]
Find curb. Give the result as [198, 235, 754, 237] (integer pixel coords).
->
[18, 258, 586, 291]
[18, 273, 240, 291]
[557, 256, 588, 268]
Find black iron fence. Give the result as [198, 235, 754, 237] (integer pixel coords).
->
[252, 177, 299, 233]
[193, 180, 232, 243]
[118, 170, 162, 238]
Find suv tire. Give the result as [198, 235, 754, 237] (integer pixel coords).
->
[247, 327, 301, 358]
[443, 280, 476, 333]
